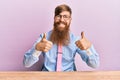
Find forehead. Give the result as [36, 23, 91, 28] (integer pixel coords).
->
[59, 11, 71, 16]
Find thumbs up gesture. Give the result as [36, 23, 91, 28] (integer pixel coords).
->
[75, 32, 92, 50]
[35, 33, 53, 52]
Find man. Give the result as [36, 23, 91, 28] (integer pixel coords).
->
[23, 4, 99, 71]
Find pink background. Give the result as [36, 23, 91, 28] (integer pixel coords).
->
[0, 0, 120, 71]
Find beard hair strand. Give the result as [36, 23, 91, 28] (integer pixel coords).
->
[50, 21, 70, 46]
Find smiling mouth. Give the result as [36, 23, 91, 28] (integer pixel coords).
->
[58, 23, 65, 27]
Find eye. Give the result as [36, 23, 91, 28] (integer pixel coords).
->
[56, 15, 61, 18]
[63, 15, 69, 18]
[55, 15, 70, 20]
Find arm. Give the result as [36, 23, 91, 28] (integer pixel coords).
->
[75, 32, 100, 68]
[23, 35, 42, 67]
[76, 45, 99, 68]
[23, 33, 53, 67]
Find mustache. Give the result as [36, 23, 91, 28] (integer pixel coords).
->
[55, 21, 67, 25]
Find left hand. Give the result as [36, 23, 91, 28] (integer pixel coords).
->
[75, 32, 92, 50]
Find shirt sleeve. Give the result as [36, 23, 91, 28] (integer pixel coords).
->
[76, 45, 100, 68]
[32, 50, 42, 58]
[23, 34, 43, 68]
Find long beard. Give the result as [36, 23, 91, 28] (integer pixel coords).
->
[50, 21, 70, 46]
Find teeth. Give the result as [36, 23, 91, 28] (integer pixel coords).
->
[60, 22, 64, 24]
[60, 24, 64, 26]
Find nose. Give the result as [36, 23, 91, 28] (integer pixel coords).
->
[60, 17, 64, 22]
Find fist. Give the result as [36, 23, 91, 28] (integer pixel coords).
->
[75, 32, 91, 50]
[35, 33, 53, 52]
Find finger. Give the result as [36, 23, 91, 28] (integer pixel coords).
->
[43, 46, 50, 52]
[81, 31, 85, 39]
[47, 41, 53, 46]
[43, 33, 46, 39]
[45, 44, 52, 49]
[41, 33, 46, 42]
[75, 40, 79, 45]
[80, 47, 84, 50]
[75, 41, 81, 47]
[43, 48, 48, 52]
[75, 40, 82, 45]
[44, 46, 49, 50]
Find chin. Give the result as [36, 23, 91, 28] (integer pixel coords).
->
[57, 27, 65, 31]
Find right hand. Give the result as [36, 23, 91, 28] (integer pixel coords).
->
[35, 33, 53, 52]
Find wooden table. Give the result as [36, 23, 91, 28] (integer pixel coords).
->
[0, 71, 120, 80]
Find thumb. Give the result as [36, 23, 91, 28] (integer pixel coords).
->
[41, 33, 46, 42]
[81, 31, 85, 39]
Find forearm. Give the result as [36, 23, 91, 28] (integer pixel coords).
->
[77, 45, 100, 68]
[23, 34, 43, 67]
[87, 54, 99, 68]
[23, 47, 41, 67]
[87, 45, 99, 68]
